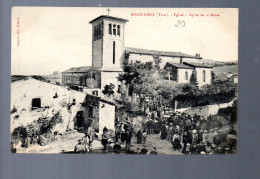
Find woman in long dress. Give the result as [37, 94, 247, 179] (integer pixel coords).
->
[87, 123, 95, 147]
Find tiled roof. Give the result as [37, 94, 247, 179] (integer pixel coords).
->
[63, 66, 124, 73]
[63, 66, 92, 73]
[86, 94, 121, 106]
[89, 15, 128, 24]
[165, 62, 193, 69]
[63, 66, 102, 73]
[183, 62, 213, 68]
[125, 47, 197, 58]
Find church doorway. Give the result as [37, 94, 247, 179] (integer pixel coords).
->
[76, 111, 84, 128]
[79, 76, 83, 86]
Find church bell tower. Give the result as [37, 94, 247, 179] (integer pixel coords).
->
[89, 15, 128, 71]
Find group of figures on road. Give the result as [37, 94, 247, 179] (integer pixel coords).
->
[160, 112, 237, 154]
[73, 110, 237, 155]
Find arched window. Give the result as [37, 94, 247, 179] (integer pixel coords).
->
[185, 71, 188, 81]
[94, 26, 97, 37]
[98, 24, 100, 36]
[117, 25, 120, 36]
[92, 73, 95, 80]
[109, 24, 112, 34]
[113, 24, 116, 35]
[99, 23, 102, 35]
[203, 70, 206, 82]
[113, 41, 116, 64]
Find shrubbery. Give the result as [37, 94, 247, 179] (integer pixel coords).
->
[119, 57, 238, 110]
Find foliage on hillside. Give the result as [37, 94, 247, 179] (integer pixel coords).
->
[119, 57, 238, 110]
[11, 75, 49, 83]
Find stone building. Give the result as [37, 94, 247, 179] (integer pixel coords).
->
[164, 62, 212, 87]
[62, 14, 213, 96]
[11, 78, 117, 139]
[74, 94, 117, 136]
[183, 62, 213, 87]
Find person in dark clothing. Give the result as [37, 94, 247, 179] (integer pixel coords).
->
[190, 143, 199, 154]
[182, 131, 188, 153]
[186, 130, 193, 144]
[160, 124, 167, 140]
[197, 142, 206, 154]
[124, 121, 133, 150]
[197, 130, 203, 144]
[141, 145, 148, 154]
[228, 126, 237, 135]
[146, 120, 151, 134]
[136, 129, 143, 144]
[150, 147, 158, 155]
[172, 133, 182, 151]
[113, 142, 121, 153]
[101, 127, 110, 150]
[115, 123, 121, 142]
[120, 122, 126, 143]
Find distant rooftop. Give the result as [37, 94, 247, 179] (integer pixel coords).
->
[62, 66, 123, 73]
[165, 62, 193, 69]
[89, 15, 129, 24]
[125, 47, 200, 59]
[63, 66, 100, 73]
[183, 62, 213, 68]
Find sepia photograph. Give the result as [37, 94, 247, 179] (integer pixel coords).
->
[10, 7, 238, 155]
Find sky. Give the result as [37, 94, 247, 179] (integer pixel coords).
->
[11, 7, 238, 75]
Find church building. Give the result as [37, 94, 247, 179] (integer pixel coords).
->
[62, 14, 212, 96]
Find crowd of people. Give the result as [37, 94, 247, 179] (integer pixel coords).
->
[74, 118, 134, 153]
[74, 110, 237, 155]
[150, 111, 237, 154]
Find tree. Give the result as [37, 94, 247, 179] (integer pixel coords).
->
[102, 83, 115, 97]
[211, 71, 216, 83]
[118, 58, 161, 97]
[190, 70, 198, 86]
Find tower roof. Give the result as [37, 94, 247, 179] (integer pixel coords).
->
[89, 15, 128, 24]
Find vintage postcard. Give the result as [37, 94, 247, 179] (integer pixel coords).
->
[11, 7, 238, 154]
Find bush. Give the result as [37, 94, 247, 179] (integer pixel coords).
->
[12, 126, 27, 137]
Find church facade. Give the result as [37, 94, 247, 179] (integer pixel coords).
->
[62, 15, 212, 97]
